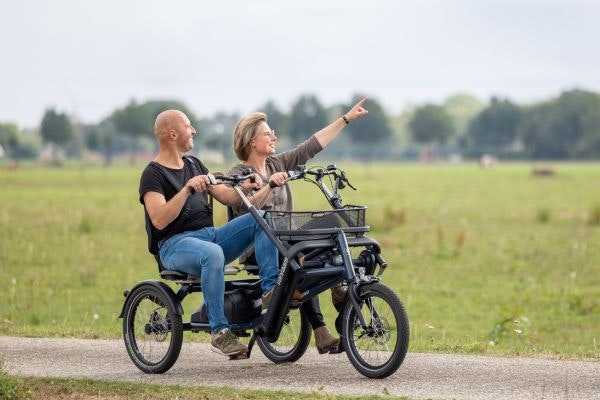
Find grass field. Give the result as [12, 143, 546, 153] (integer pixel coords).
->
[0, 162, 599, 360]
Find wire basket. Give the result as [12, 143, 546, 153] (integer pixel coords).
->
[265, 205, 368, 240]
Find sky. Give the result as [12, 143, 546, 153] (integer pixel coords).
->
[1, 0, 598, 128]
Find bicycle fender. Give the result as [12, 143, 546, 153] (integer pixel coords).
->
[118, 280, 184, 318]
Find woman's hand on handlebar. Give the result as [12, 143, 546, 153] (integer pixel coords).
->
[268, 172, 289, 188]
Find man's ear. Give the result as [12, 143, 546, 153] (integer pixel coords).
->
[168, 129, 177, 140]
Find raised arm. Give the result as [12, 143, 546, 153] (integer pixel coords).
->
[314, 96, 369, 148]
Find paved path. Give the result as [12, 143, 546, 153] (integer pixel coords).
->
[1, 336, 599, 399]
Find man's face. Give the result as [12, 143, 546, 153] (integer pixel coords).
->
[175, 113, 196, 152]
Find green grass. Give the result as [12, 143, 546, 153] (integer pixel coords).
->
[0, 162, 599, 359]
[0, 367, 408, 399]
[0, 360, 24, 399]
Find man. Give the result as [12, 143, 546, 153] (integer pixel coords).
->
[139, 110, 279, 357]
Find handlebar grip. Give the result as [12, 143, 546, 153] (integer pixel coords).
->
[269, 180, 278, 188]
[374, 253, 387, 268]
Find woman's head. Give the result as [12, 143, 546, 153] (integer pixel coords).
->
[233, 112, 277, 161]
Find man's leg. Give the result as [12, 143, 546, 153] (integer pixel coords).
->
[213, 213, 278, 293]
[159, 231, 228, 333]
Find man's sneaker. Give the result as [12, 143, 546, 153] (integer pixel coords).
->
[210, 328, 247, 356]
[261, 289, 273, 314]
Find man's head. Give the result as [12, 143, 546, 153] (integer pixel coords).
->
[154, 110, 196, 152]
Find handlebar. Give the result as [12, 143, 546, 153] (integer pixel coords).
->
[210, 168, 255, 186]
[210, 165, 356, 212]
[282, 164, 356, 190]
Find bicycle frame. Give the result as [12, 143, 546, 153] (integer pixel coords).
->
[228, 166, 386, 345]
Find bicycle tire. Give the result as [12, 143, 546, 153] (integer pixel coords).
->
[122, 284, 183, 373]
[341, 283, 409, 379]
[256, 306, 311, 363]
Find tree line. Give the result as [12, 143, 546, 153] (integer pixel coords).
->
[1, 88, 599, 164]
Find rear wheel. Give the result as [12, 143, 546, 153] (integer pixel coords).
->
[256, 306, 311, 363]
[342, 283, 409, 379]
[122, 284, 183, 373]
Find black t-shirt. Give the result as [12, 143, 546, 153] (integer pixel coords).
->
[139, 156, 212, 247]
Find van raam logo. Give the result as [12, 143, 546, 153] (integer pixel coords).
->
[277, 258, 288, 285]
[311, 211, 331, 218]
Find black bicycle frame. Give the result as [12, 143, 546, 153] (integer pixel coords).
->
[232, 185, 371, 342]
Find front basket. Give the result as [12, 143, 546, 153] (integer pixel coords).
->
[264, 205, 368, 240]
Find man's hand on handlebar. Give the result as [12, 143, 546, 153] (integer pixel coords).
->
[186, 175, 213, 194]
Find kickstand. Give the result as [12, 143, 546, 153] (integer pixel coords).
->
[246, 331, 258, 358]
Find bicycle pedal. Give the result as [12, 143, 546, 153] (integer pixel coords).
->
[229, 351, 249, 360]
[328, 344, 345, 354]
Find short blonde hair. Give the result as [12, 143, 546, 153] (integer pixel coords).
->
[233, 112, 267, 161]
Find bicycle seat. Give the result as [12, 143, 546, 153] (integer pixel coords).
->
[159, 270, 200, 282]
[159, 265, 242, 282]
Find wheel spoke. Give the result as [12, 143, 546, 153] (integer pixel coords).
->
[343, 284, 408, 378]
[124, 287, 183, 373]
[257, 306, 311, 363]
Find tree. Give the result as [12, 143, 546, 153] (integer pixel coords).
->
[466, 97, 521, 156]
[288, 94, 327, 143]
[409, 104, 454, 146]
[344, 94, 394, 160]
[0, 123, 21, 157]
[40, 109, 74, 147]
[108, 99, 198, 162]
[82, 121, 118, 165]
[40, 109, 74, 164]
[442, 94, 484, 145]
[520, 89, 600, 159]
[259, 100, 288, 140]
[196, 111, 240, 160]
[144, 100, 199, 129]
[110, 100, 153, 142]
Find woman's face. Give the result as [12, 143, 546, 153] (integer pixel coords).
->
[251, 121, 278, 157]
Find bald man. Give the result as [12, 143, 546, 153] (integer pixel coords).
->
[139, 110, 279, 357]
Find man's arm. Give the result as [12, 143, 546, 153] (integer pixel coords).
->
[144, 189, 191, 231]
[144, 173, 212, 230]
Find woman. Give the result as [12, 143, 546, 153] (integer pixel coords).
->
[227, 97, 368, 353]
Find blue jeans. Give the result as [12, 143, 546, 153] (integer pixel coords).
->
[158, 213, 278, 332]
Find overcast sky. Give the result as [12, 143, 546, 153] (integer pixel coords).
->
[1, 0, 598, 128]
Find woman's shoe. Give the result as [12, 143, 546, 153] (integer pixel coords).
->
[331, 283, 348, 309]
[314, 326, 340, 354]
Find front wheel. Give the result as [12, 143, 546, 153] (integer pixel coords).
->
[341, 283, 409, 379]
[256, 306, 311, 363]
[122, 284, 183, 373]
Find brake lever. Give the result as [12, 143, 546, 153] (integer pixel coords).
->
[346, 178, 357, 190]
[338, 170, 357, 190]
[207, 173, 218, 185]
